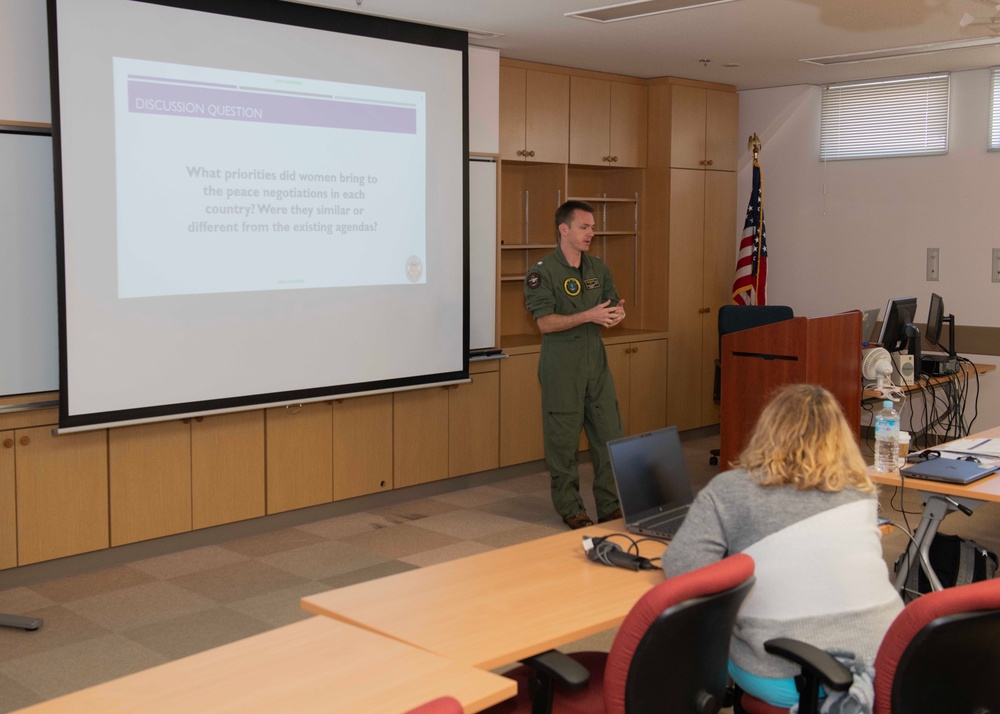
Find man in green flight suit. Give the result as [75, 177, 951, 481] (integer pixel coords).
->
[524, 200, 625, 529]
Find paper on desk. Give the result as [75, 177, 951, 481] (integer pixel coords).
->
[939, 438, 1000, 459]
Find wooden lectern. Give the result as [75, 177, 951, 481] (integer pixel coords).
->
[719, 311, 862, 467]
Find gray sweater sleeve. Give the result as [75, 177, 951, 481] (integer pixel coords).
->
[661, 484, 729, 577]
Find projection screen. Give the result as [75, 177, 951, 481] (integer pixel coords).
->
[49, 0, 469, 430]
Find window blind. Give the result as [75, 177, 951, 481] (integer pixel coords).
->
[821, 74, 950, 160]
[990, 67, 1000, 150]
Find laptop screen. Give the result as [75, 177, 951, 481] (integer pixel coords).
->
[607, 426, 694, 522]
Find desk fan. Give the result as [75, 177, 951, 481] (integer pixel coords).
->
[862, 347, 902, 401]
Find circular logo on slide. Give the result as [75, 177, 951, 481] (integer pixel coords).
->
[406, 255, 423, 282]
[563, 277, 582, 296]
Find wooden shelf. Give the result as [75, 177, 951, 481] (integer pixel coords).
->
[500, 243, 557, 250]
[595, 231, 638, 237]
[568, 196, 638, 203]
[501, 275, 527, 282]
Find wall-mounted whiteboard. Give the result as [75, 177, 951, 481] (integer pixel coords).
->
[469, 156, 497, 350]
[0, 131, 58, 396]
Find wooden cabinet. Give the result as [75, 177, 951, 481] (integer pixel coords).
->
[14, 426, 108, 565]
[266, 402, 333, 514]
[395, 362, 502, 485]
[666, 168, 737, 430]
[333, 394, 393, 500]
[605, 337, 668, 436]
[191, 411, 265, 530]
[394, 387, 450, 488]
[570, 77, 647, 168]
[644, 79, 737, 431]
[499, 64, 569, 164]
[1, 431, 16, 569]
[669, 84, 738, 171]
[109, 420, 192, 546]
[449, 365, 500, 477]
[499, 352, 545, 467]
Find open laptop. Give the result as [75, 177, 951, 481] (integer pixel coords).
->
[607, 426, 694, 540]
[901, 458, 1000, 486]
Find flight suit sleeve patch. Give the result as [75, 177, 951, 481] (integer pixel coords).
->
[584, 277, 601, 290]
[526, 271, 542, 289]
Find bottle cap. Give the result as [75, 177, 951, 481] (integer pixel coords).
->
[883, 400, 892, 408]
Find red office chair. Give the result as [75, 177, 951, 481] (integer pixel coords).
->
[487, 553, 755, 714]
[736, 577, 1000, 714]
[404, 696, 463, 714]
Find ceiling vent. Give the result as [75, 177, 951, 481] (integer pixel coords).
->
[566, 0, 739, 23]
[802, 36, 1000, 65]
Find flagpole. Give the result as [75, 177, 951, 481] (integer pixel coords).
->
[731, 133, 767, 306]
[748, 133, 763, 304]
[748, 132, 761, 163]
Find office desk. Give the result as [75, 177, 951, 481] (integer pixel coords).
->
[863, 362, 995, 448]
[861, 361, 995, 402]
[302, 522, 666, 670]
[15, 617, 515, 714]
[870, 425, 1000, 593]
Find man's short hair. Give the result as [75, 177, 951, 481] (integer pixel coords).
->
[555, 200, 594, 233]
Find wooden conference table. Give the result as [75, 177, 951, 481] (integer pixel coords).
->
[870, 425, 1000, 592]
[302, 522, 667, 670]
[14, 617, 515, 714]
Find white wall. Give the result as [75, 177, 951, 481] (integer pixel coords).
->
[0, 0, 49, 121]
[738, 70, 1000, 430]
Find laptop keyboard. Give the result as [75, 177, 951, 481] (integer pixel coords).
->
[640, 516, 683, 538]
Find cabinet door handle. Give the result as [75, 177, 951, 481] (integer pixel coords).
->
[611, 156, 618, 163]
[706, 159, 714, 166]
[603, 155, 612, 163]
[19, 436, 30, 446]
[527, 150, 535, 157]
[2, 438, 13, 449]
[699, 159, 708, 166]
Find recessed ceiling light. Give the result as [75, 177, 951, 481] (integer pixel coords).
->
[802, 35, 1000, 65]
[566, 0, 740, 23]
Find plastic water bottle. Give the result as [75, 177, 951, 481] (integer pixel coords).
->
[874, 400, 900, 472]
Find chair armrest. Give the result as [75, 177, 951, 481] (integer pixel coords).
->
[763, 638, 853, 691]
[520, 650, 590, 691]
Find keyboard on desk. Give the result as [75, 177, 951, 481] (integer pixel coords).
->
[629, 513, 685, 540]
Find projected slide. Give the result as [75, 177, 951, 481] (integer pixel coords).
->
[112, 58, 427, 298]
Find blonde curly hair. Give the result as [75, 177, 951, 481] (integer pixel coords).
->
[736, 383, 873, 493]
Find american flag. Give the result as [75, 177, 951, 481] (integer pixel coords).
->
[731, 160, 767, 306]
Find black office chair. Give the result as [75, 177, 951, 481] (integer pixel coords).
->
[710, 305, 794, 465]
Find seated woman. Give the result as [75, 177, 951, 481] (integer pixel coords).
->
[662, 383, 902, 708]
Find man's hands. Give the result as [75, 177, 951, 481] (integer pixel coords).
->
[535, 299, 626, 334]
[588, 299, 626, 329]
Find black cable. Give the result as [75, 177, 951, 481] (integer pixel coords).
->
[582, 533, 662, 570]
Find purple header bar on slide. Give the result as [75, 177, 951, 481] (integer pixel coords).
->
[128, 80, 417, 134]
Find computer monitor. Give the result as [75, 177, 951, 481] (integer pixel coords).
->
[925, 292, 956, 358]
[877, 297, 918, 353]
